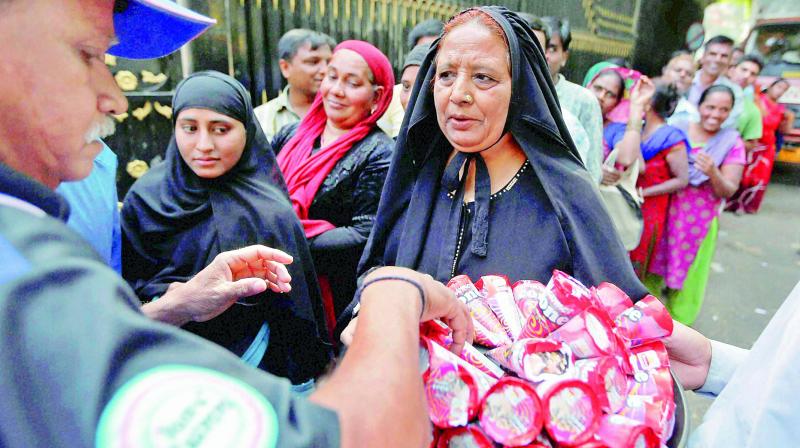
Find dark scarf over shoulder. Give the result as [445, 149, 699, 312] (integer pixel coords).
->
[122, 71, 331, 382]
[358, 7, 648, 301]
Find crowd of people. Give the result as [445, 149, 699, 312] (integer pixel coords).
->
[1, 0, 799, 446]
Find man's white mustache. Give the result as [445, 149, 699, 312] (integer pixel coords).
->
[84, 116, 116, 144]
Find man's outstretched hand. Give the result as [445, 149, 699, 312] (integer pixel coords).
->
[144, 245, 294, 326]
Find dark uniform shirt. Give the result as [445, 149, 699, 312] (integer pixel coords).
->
[0, 163, 340, 447]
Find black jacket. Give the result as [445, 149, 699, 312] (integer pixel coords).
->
[273, 123, 394, 315]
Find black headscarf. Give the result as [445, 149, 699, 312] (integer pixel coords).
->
[358, 7, 647, 302]
[122, 71, 331, 383]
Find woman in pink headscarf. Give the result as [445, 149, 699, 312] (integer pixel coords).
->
[272, 40, 395, 337]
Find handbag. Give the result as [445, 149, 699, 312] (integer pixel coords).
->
[598, 148, 644, 250]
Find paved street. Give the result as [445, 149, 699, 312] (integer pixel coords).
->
[683, 162, 800, 429]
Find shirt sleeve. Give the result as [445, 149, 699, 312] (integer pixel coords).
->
[695, 339, 749, 397]
[0, 253, 340, 447]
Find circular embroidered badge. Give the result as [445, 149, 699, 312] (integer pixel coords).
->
[96, 365, 279, 448]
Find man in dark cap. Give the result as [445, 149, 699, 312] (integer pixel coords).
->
[0, 1, 471, 446]
[398, 44, 428, 110]
[407, 18, 444, 48]
[376, 18, 446, 136]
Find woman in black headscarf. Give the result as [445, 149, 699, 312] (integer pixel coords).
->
[122, 71, 331, 385]
[352, 7, 647, 330]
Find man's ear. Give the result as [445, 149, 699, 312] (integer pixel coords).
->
[278, 59, 291, 79]
[562, 50, 570, 67]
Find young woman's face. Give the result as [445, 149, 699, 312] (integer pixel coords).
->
[320, 49, 381, 130]
[433, 21, 512, 152]
[698, 91, 733, 133]
[175, 108, 247, 179]
[590, 71, 623, 117]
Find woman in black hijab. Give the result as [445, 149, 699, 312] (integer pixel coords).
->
[122, 71, 331, 385]
[354, 7, 647, 328]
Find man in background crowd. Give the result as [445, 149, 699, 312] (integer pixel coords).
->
[254, 29, 335, 141]
[685, 35, 743, 128]
[729, 54, 765, 151]
[542, 16, 604, 182]
[377, 19, 444, 138]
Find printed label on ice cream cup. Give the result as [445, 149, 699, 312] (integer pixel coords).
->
[544, 381, 600, 445]
[479, 378, 544, 446]
[425, 363, 478, 427]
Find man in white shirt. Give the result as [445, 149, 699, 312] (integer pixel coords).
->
[666, 281, 800, 446]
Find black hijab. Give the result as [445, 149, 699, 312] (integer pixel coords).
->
[358, 7, 647, 302]
[122, 71, 331, 383]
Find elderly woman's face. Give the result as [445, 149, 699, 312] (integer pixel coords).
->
[320, 49, 381, 130]
[434, 21, 511, 152]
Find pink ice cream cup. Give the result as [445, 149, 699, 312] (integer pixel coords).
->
[477, 275, 524, 341]
[486, 338, 574, 384]
[436, 425, 495, 448]
[549, 306, 618, 359]
[479, 377, 545, 446]
[540, 379, 601, 446]
[596, 414, 660, 448]
[594, 282, 634, 320]
[512, 280, 549, 321]
[448, 275, 511, 347]
[615, 295, 674, 347]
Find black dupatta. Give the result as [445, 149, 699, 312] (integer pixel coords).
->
[358, 7, 647, 306]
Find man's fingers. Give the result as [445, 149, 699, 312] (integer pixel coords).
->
[229, 278, 268, 299]
[444, 301, 473, 355]
[218, 245, 294, 274]
[265, 260, 292, 283]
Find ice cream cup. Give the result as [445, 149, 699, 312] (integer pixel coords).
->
[448, 275, 511, 346]
[540, 379, 601, 446]
[596, 414, 660, 448]
[615, 295, 674, 347]
[549, 307, 617, 359]
[594, 282, 634, 320]
[512, 280, 549, 321]
[486, 338, 574, 384]
[478, 377, 545, 446]
[477, 275, 524, 341]
[436, 425, 495, 448]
